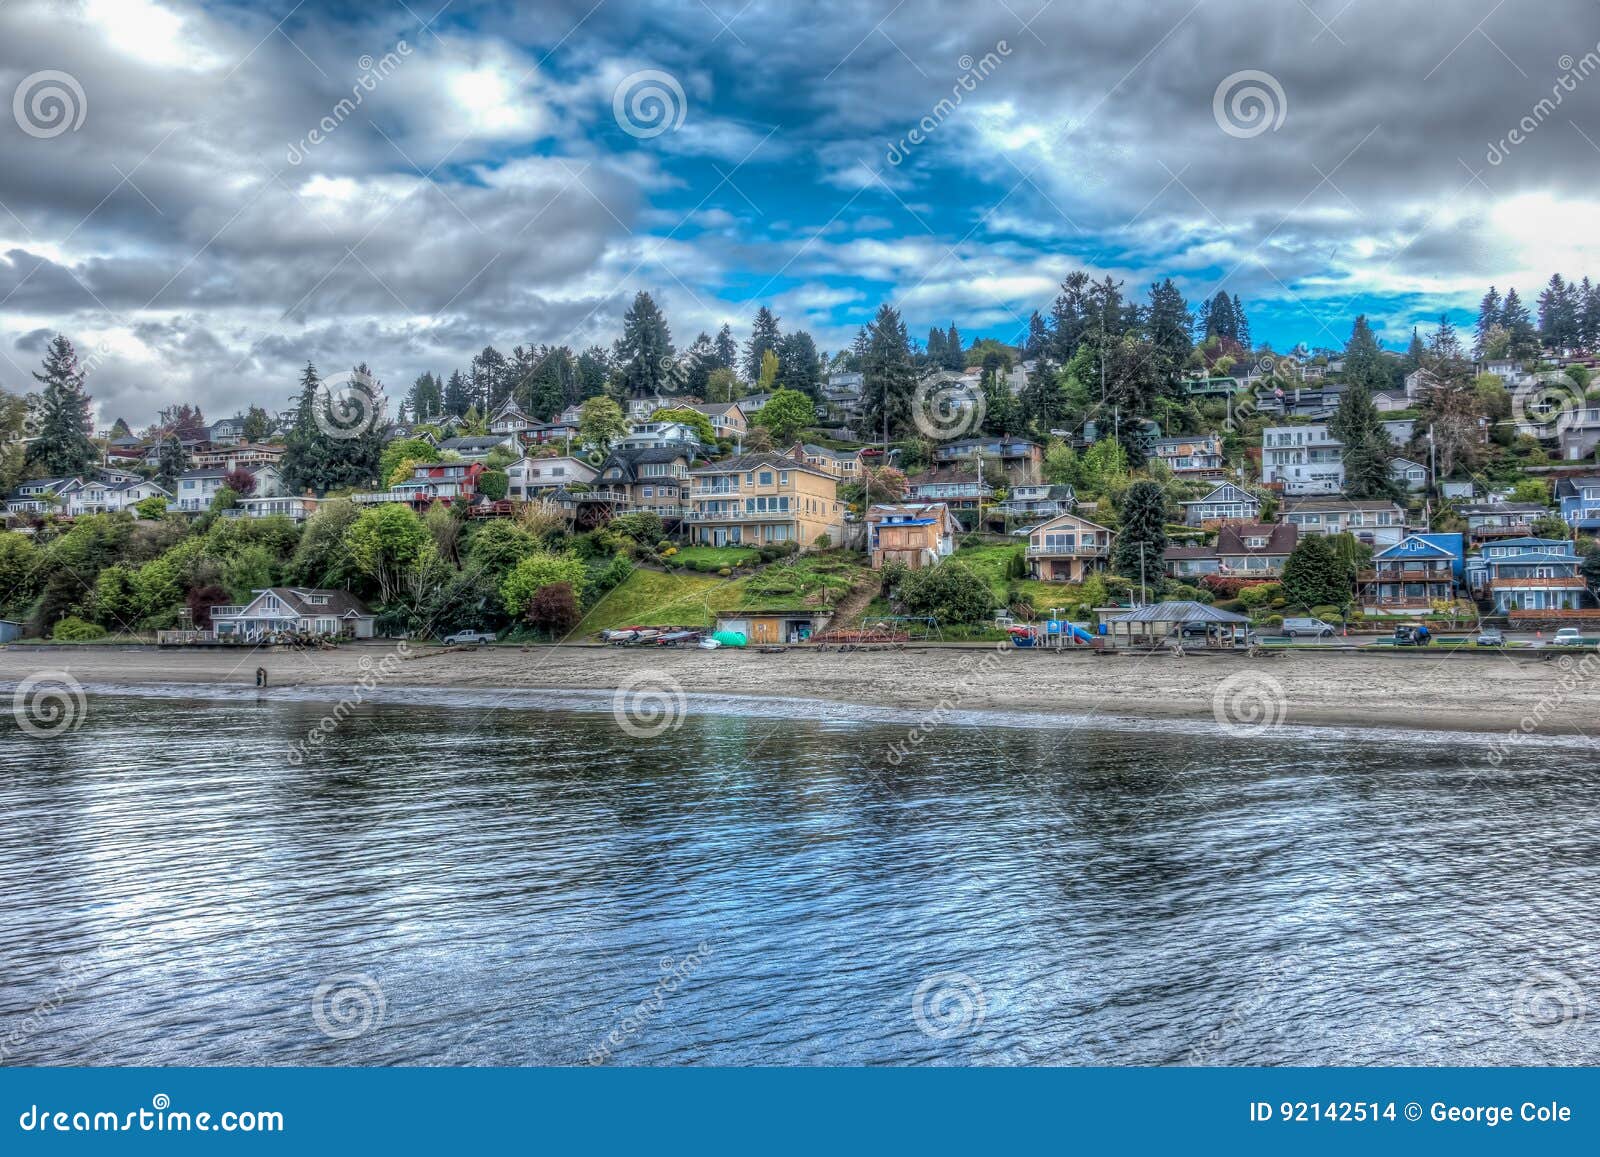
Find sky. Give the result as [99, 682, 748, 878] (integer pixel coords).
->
[3, 0, 1600, 426]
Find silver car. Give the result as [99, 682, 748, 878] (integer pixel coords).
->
[442, 630, 497, 645]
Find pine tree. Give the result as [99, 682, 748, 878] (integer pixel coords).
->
[443, 369, 471, 418]
[859, 304, 915, 440]
[744, 307, 782, 381]
[1343, 315, 1389, 393]
[1112, 480, 1168, 595]
[153, 433, 189, 491]
[1402, 327, 1427, 376]
[109, 417, 132, 439]
[1050, 271, 1090, 363]
[713, 324, 739, 373]
[1023, 311, 1050, 363]
[1202, 291, 1238, 343]
[471, 346, 508, 411]
[777, 331, 823, 399]
[1329, 383, 1395, 499]
[1538, 273, 1579, 352]
[280, 362, 326, 493]
[1146, 278, 1192, 392]
[1475, 286, 1502, 357]
[942, 323, 964, 370]
[1281, 534, 1354, 610]
[615, 291, 675, 396]
[1580, 277, 1600, 352]
[682, 332, 716, 398]
[1232, 294, 1251, 350]
[25, 335, 96, 477]
[926, 327, 947, 367]
[1500, 288, 1539, 361]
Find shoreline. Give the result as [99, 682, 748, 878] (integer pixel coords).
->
[3, 643, 1596, 737]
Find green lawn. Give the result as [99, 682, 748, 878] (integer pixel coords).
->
[575, 568, 727, 633]
[948, 541, 1082, 612]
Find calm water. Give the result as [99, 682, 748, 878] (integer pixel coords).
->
[2, 687, 1597, 1066]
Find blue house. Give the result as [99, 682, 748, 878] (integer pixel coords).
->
[1416, 532, 1465, 584]
[1470, 537, 1589, 613]
[1359, 535, 1457, 614]
[1556, 476, 1600, 533]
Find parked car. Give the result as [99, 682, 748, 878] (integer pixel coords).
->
[442, 630, 497, 645]
[1475, 627, 1506, 647]
[1281, 617, 1336, 639]
[1392, 624, 1432, 646]
[1553, 627, 1584, 646]
[697, 636, 721, 650]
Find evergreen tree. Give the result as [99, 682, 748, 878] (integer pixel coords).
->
[1329, 383, 1396, 499]
[575, 347, 611, 402]
[859, 304, 915, 440]
[153, 433, 189, 491]
[24, 335, 96, 477]
[1023, 311, 1050, 363]
[682, 332, 717, 398]
[108, 417, 132, 439]
[1538, 273, 1579, 352]
[1475, 286, 1502, 357]
[406, 371, 443, 422]
[1500, 288, 1539, 360]
[744, 307, 782, 381]
[1111, 480, 1168, 595]
[442, 369, 471, 418]
[1281, 534, 1354, 610]
[1343, 315, 1389, 392]
[1146, 278, 1192, 393]
[1200, 291, 1238, 343]
[1580, 277, 1600, 352]
[1232, 294, 1251, 350]
[926, 326, 948, 367]
[942, 323, 964, 370]
[1050, 271, 1090, 363]
[1402, 327, 1427, 376]
[470, 346, 509, 411]
[713, 324, 739, 372]
[615, 291, 675, 396]
[777, 331, 823, 399]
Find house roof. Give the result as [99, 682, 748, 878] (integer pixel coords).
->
[1216, 522, 1297, 556]
[1372, 535, 1455, 560]
[1162, 545, 1218, 560]
[1104, 601, 1252, 624]
[866, 502, 955, 525]
[1283, 496, 1403, 514]
[1489, 536, 1569, 547]
[1182, 482, 1259, 506]
[439, 435, 507, 451]
[177, 465, 276, 481]
[1459, 502, 1547, 514]
[1031, 510, 1111, 534]
[244, 587, 372, 618]
[1485, 551, 1581, 567]
[690, 401, 745, 418]
[690, 452, 833, 479]
[906, 468, 989, 487]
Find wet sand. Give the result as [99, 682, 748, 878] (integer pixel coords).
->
[2, 641, 1595, 736]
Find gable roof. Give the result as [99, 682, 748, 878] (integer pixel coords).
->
[1372, 535, 1455, 560]
[1030, 510, 1111, 535]
[1182, 482, 1259, 506]
[240, 587, 372, 619]
[1216, 522, 1297, 556]
[1104, 600, 1251, 624]
[690, 452, 834, 479]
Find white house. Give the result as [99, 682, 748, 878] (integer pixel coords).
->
[212, 587, 375, 640]
[1260, 423, 1346, 494]
[175, 464, 284, 512]
[63, 477, 171, 515]
[505, 455, 598, 499]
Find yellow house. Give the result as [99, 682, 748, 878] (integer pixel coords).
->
[687, 452, 844, 549]
[786, 441, 861, 481]
[1027, 511, 1113, 582]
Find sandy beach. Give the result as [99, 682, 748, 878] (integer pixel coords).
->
[3, 640, 1597, 736]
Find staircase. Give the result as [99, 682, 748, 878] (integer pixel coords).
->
[824, 575, 881, 632]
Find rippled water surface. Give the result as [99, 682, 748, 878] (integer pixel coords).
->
[2, 690, 1597, 1065]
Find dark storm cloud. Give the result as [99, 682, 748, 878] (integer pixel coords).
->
[1, 0, 1598, 419]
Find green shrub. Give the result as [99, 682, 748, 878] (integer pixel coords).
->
[1310, 604, 1342, 621]
[717, 567, 732, 577]
[52, 616, 106, 641]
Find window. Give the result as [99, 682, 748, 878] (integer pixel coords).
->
[759, 472, 774, 485]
